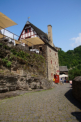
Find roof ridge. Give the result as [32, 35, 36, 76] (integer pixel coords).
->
[26, 21, 48, 38]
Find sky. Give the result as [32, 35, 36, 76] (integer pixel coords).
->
[0, 0, 81, 52]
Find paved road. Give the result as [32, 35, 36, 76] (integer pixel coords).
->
[0, 83, 81, 122]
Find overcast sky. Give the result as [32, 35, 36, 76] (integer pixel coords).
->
[0, 0, 81, 52]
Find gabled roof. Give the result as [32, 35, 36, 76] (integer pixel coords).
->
[26, 21, 48, 40]
[59, 66, 68, 72]
[19, 21, 57, 52]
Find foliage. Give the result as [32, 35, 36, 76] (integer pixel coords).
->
[2, 57, 8, 63]
[58, 46, 81, 69]
[3, 45, 10, 50]
[58, 46, 81, 80]
[2, 58, 12, 67]
[6, 61, 12, 67]
[0, 43, 2, 46]
[0, 42, 46, 76]
[68, 65, 81, 80]
[11, 49, 30, 60]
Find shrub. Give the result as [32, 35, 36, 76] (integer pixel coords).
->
[11, 49, 17, 55]
[2, 58, 12, 67]
[2, 57, 8, 63]
[3, 45, 10, 50]
[6, 61, 12, 67]
[0, 43, 2, 46]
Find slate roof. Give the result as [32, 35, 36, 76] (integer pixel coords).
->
[59, 66, 68, 72]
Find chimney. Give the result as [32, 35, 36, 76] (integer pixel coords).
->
[48, 25, 53, 46]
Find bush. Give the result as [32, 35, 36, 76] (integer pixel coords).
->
[2, 57, 8, 63]
[68, 65, 81, 80]
[6, 61, 12, 67]
[2, 58, 12, 67]
[3, 45, 10, 50]
[0, 43, 2, 46]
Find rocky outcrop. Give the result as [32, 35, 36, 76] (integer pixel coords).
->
[27, 77, 54, 90]
[72, 76, 81, 102]
[0, 74, 18, 92]
[0, 74, 54, 93]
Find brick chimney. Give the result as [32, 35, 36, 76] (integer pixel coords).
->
[48, 25, 53, 46]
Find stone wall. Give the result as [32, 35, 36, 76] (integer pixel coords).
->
[33, 44, 47, 78]
[72, 76, 81, 102]
[33, 44, 59, 80]
[47, 45, 59, 80]
[34, 44, 47, 59]
[0, 74, 55, 93]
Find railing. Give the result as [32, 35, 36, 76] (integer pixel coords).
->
[0, 26, 19, 41]
[0, 26, 41, 53]
[0, 26, 33, 47]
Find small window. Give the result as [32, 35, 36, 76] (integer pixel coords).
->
[29, 28, 31, 32]
[39, 47, 42, 51]
[25, 29, 27, 33]
[51, 60, 52, 64]
[29, 47, 32, 50]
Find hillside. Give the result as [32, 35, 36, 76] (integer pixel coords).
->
[0, 40, 46, 77]
[0, 40, 54, 93]
[58, 45, 81, 69]
[58, 46, 81, 80]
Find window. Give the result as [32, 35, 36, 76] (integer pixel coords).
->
[39, 47, 42, 51]
[25, 29, 27, 33]
[51, 73, 53, 76]
[29, 47, 32, 50]
[51, 60, 52, 64]
[29, 28, 31, 32]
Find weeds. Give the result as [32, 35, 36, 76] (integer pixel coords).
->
[2, 58, 12, 67]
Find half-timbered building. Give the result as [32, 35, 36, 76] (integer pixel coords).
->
[18, 21, 59, 80]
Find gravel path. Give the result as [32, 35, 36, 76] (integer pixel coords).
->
[0, 83, 81, 122]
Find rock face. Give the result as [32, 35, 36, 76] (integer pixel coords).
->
[16, 77, 29, 90]
[0, 74, 18, 92]
[27, 77, 54, 90]
[0, 74, 54, 93]
[72, 76, 81, 102]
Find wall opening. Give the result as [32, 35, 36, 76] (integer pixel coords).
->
[39, 46, 42, 51]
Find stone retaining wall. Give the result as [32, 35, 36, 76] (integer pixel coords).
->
[72, 76, 81, 102]
[0, 74, 54, 93]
